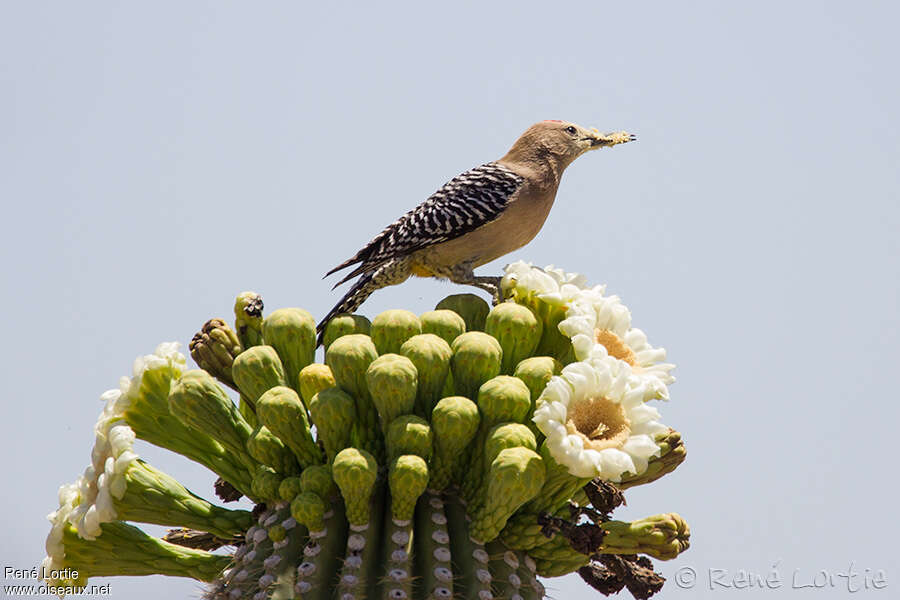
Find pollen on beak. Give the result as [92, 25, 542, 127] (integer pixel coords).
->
[588, 129, 637, 148]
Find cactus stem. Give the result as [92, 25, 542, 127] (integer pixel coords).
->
[413, 491, 454, 600]
[379, 500, 415, 600]
[337, 479, 386, 600]
[516, 554, 544, 600]
[444, 496, 492, 600]
[486, 541, 522, 600]
[261, 505, 309, 600]
[293, 501, 349, 600]
[243, 508, 277, 600]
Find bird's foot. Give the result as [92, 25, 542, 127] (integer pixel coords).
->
[470, 275, 502, 305]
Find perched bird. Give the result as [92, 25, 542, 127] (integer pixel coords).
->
[318, 120, 635, 338]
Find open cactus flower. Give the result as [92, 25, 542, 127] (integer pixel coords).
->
[42, 262, 689, 600]
[532, 357, 668, 480]
[503, 261, 674, 401]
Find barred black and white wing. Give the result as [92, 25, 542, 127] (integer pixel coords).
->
[326, 162, 524, 287]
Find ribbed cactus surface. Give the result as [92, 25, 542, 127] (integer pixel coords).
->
[42, 263, 689, 600]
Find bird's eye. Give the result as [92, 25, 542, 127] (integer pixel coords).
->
[565, 126, 577, 135]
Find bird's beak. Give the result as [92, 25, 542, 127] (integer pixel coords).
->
[586, 128, 637, 149]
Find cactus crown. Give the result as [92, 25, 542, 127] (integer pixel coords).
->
[42, 263, 687, 600]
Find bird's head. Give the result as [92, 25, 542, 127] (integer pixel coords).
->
[503, 120, 636, 171]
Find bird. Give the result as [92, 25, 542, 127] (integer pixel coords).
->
[318, 120, 635, 341]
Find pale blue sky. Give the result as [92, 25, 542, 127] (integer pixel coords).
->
[2, 2, 898, 598]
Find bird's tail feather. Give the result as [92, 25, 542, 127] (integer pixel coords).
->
[324, 256, 358, 278]
[316, 271, 378, 347]
[331, 261, 381, 290]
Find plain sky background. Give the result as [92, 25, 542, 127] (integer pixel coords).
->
[2, 2, 898, 599]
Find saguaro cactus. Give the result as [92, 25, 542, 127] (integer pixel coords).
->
[42, 262, 689, 600]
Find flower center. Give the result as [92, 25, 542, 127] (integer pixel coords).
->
[595, 329, 637, 366]
[566, 395, 631, 452]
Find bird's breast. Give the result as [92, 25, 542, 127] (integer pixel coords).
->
[413, 185, 558, 271]
[410, 264, 438, 278]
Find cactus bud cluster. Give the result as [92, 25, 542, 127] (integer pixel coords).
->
[42, 263, 688, 600]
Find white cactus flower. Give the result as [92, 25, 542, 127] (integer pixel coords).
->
[501, 260, 602, 307]
[504, 261, 675, 401]
[560, 297, 674, 400]
[43, 343, 183, 549]
[533, 357, 669, 480]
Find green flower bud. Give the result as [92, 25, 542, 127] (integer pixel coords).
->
[267, 523, 286, 543]
[47, 521, 230, 585]
[278, 477, 303, 502]
[95, 348, 254, 497]
[420, 309, 466, 345]
[103, 458, 254, 540]
[468, 447, 545, 543]
[385, 415, 433, 462]
[430, 396, 480, 490]
[484, 423, 537, 467]
[485, 303, 543, 374]
[233, 291, 264, 349]
[399, 334, 452, 417]
[322, 313, 372, 351]
[618, 429, 686, 490]
[529, 534, 591, 576]
[450, 332, 502, 399]
[231, 345, 287, 410]
[441, 370, 456, 399]
[524, 441, 588, 515]
[366, 353, 418, 431]
[256, 386, 322, 468]
[297, 363, 336, 406]
[514, 356, 562, 438]
[476, 375, 532, 426]
[261, 308, 317, 393]
[536, 311, 576, 363]
[290, 491, 327, 532]
[600, 513, 691, 560]
[238, 396, 258, 429]
[167, 370, 255, 471]
[514, 356, 562, 404]
[436, 293, 490, 332]
[466, 422, 538, 511]
[388, 455, 429, 522]
[371, 309, 422, 355]
[188, 318, 242, 390]
[325, 334, 380, 457]
[250, 464, 283, 501]
[461, 377, 532, 502]
[306, 387, 357, 463]
[499, 511, 550, 551]
[300, 464, 338, 500]
[246, 424, 299, 476]
[332, 448, 378, 526]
